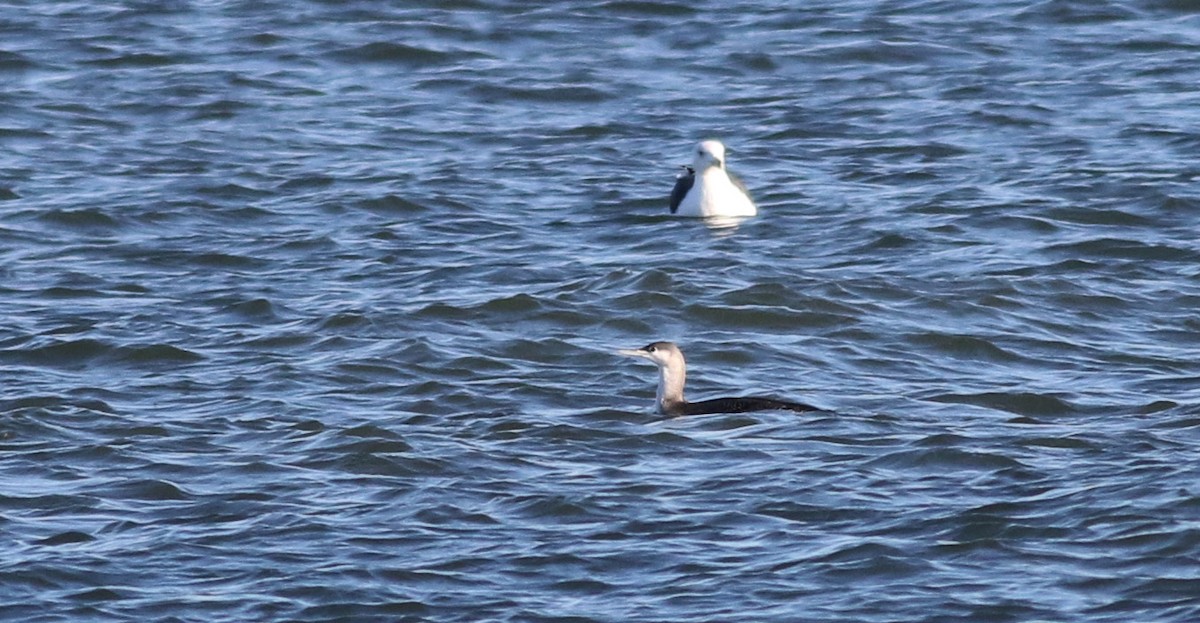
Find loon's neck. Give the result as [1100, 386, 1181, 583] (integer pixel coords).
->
[656, 362, 686, 414]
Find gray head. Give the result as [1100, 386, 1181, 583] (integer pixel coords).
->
[616, 341, 685, 368]
[691, 140, 727, 171]
[617, 341, 688, 411]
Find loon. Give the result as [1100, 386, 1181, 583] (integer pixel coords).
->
[669, 140, 757, 218]
[617, 341, 819, 416]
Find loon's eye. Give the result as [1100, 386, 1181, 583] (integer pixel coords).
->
[646, 346, 657, 353]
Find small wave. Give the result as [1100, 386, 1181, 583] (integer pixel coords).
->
[319, 312, 372, 331]
[755, 500, 879, 524]
[865, 447, 1026, 471]
[195, 182, 273, 199]
[1021, 436, 1099, 450]
[594, 0, 695, 17]
[479, 293, 544, 314]
[356, 194, 429, 216]
[116, 344, 204, 365]
[8, 338, 109, 367]
[332, 42, 462, 66]
[40, 286, 104, 299]
[221, 297, 278, 321]
[329, 437, 415, 455]
[1015, 0, 1139, 24]
[69, 587, 122, 602]
[37, 531, 95, 546]
[37, 208, 121, 229]
[905, 332, 1023, 363]
[927, 391, 1078, 417]
[86, 52, 181, 68]
[1045, 237, 1198, 262]
[277, 175, 335, 191]
[2, 338, 205, 370]
[0, 50, 36, 71]
[469, 82, 616, 104]
[105, 478, 190, 501]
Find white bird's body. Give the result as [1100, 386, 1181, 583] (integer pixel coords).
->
[669, 140, 757, 218]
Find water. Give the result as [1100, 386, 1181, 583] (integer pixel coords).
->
[3, 1, 1199, 621]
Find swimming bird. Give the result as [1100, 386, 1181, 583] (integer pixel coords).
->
[617, 341, 819, 416]
[669, 140, 757, 217]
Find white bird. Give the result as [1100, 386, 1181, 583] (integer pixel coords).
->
[617, 341, 819, 416]
[669, 140, 757, 217]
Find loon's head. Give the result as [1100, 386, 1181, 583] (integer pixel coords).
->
[617, 341, 685, 368]
[691, 140, 726, 171]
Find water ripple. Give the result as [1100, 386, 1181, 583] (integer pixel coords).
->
[2, 0, 1200, 621]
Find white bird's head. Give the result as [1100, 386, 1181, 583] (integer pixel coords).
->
[691, 140, 727, 171]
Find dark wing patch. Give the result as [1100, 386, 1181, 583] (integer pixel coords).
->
[669, 167, 695, 214]
[681, 396, 820, 416]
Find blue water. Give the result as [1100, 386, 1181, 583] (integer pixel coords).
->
[3, 1, 1199, 621]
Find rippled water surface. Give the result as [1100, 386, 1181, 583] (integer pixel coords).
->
[3, 1, 1200, 621]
